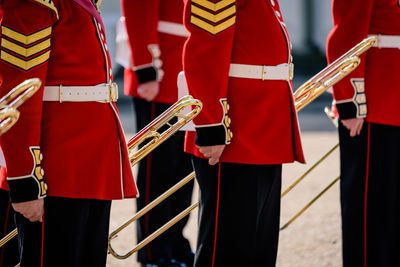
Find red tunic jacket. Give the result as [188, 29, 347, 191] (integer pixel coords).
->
[183, 0, 305, 165]
[327, 0, 400, 126]
[0, 0, 138, 203]
[121, 0, 188, 104]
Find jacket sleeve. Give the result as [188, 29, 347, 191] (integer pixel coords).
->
[121, 0, 163, 84]
[0, 0, 57, 203]
[182, 0, 236, 146]
[326, 0, 374, 119]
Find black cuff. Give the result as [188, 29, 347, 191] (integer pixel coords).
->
[135, 66, 157, 84]
[195, 125, 227, 146]
[336, 102, 358, 120]
[8, 176, 47, 203]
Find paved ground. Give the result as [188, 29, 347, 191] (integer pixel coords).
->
[107, 95, 343, 266]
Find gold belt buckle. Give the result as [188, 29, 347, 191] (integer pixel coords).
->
[58, 84, 63, 103]
[108, 83, 118, 102]
[262, 65, 266, 81]
[288, 63, 294, 81]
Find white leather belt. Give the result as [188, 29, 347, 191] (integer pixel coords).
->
[228, 63, 294, 81]
[370, 34, 400, 49]
[42, 83, 118, 103]
[158, 21, 189, 37]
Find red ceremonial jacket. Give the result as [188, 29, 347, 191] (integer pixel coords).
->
[327, 0, 400, 126]
[183, 0, 305, 165]
[121, 0, 188, 104]
[0, 0, 138, 203]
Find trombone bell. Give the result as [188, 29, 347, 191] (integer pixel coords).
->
[0, 78, 42, 135]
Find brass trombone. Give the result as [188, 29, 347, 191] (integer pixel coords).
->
[108, 36, 377, 260]
[0, 78, 42, 248]
[128, 95, 202, 166]
[279, 36, 377, 230]
[0, 78, 42, 135]
[279, 106, 340, 231]
[0, 95, 203, 249]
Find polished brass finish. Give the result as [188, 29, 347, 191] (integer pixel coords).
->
[108, 37, 377, 259]
[0, 79, 41, 249]
[281, 143, 339, 198]
[0, 228, 18, 247]
[280, 176, 340, 231]
[0, 78, 42, 135]
[108, 96, 202, 259]
[108, 172, 196, 259]
[127, 95, 202, 166]
[278, 37, 377, 230]
[294, 36, 376, 111]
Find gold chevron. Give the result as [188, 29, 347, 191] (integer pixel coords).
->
[1, 50, 50, 70]
[191, 15, 235, 35]
[1, 38, 51, 57]
[192, 0, 235, 12]
[32, 0, 59, 19]
[1, 26, 52, 45]
[191, 4, 236, 23]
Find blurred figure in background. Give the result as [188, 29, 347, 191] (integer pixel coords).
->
[118, 1, 194, 266]
[327, 1, 400, 266]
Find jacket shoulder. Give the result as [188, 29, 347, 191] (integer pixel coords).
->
[28, 0, 59, 19]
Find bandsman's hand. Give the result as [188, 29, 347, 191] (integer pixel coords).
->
[12, 199, 44, 222]
[137, 81, 160, 102]
[341, 118, 364, 137]
[197, 145, 226, 166]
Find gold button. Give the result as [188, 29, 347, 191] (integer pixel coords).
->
[270, 0, 275, 6]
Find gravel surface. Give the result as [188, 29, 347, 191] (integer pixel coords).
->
[107, 132, 342, 267]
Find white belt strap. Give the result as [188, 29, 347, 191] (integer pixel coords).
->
[229, 63, 294, 81]
[158, 21, 189, 37]
[43, 83, 118, 103]
[370, 34, 400, 49]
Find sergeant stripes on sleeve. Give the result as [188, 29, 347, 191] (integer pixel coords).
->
[190, 0, 236, 35]
[0, 25, 52, 71]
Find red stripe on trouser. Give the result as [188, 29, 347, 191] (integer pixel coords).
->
[211, 163, 222, 267]
[144, 102, 156, 261]
[0, 201, 11, 264]
[364, 123, 371, 267]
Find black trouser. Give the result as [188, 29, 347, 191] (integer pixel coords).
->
[133, 98, 194, 264]
[192, 157, 282, 267]
[0, 189, 19, 267]
[15, 197, 111, 267]
[339, 122, 400, 267]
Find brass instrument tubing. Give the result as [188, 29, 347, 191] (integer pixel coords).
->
[0, 228, 18, 247]
[281, 143, 339, 197]
[280, 176, 340, 231]
[108, 166, 196, 259]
